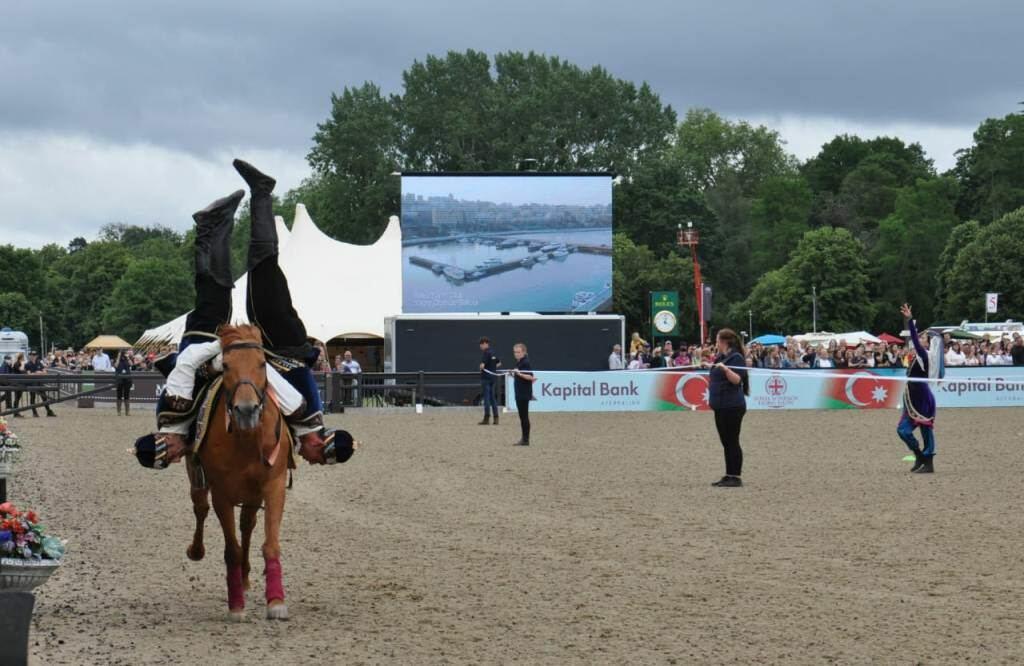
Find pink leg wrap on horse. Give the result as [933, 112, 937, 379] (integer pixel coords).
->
[227, 565, 245, 610]
[264, 557, 285, 602]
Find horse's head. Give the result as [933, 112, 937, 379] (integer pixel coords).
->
[219, 324, 268, 432]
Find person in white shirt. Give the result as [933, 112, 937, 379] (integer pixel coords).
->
[608, 344, 624, 370]
[91, 349, 113, 371]
[341, 350, 362, 374]
[945, 343, 966, 367]
[813, 348, 834, 368]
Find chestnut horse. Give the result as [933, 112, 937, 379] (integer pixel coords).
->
[185, 324, 291, 620]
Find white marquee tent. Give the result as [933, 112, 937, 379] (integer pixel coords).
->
[136, 205, 402, 347]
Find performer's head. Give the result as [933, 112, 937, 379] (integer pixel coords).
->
[716, 329, 745, 356]
[479, 336, 490, 350]
[513, 343, 528, 360]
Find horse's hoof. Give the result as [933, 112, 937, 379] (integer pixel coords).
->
[228, 609, 245, 622]
[186, 544, 205, 561]
[266, 602, 289, 620]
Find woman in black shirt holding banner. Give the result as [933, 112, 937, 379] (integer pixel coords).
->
[511, 343, 536, 446]
[705, 329, 749, 487]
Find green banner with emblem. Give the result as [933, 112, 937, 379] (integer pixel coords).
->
[650, 291, 679, 338]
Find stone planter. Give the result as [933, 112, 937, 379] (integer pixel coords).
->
[0, 558, 61, 592]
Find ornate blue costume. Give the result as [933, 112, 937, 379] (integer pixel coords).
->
[897, 316, 942, 473]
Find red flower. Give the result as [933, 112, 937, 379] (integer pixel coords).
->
[0, 502, 17, 518]
[25, 511, 38, 524]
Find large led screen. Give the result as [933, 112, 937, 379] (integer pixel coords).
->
[401, 174, 613, 313]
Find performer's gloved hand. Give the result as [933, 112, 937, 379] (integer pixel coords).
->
[297, 431, 327, 465]
[160, 432, 189, 463]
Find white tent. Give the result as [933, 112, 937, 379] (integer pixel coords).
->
[792, 331, 882, 347]
[136, 206, 402, 347]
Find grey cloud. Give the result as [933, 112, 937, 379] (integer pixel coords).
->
[2, 0, 1022, 159]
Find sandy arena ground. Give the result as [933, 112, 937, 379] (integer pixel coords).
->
[8, 404, 1024, 664]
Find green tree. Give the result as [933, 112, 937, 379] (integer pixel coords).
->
[749, 175, 812, 278]
[941, 207, 1024, 321]
[0, 292, 37, 342]
[0, 246, 46, 302]
[934, 220, 981, 322]
[612, 234, 696, 340]
[99, 224, 183, 249]
[951, 112, 1024, 222]
[803, 135, 935, 239]
[307, 82, 401, 244]
[101, 258, 195, 343]
[490, 51, 676, 174]
[872, 177, 959, 329]
[733, 227, 873, 333]
[49, 241, 131, 345]
[803, 135, 933, 195]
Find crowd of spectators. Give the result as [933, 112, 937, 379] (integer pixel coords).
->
[8, 347, 177, 373]
[609, 332, 1024, 369]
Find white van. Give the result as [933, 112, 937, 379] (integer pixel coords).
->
[0, 327, 30, 361]
[958, 320, 1024, 340]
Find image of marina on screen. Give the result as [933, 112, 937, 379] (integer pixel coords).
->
[401, 174, 613, 313]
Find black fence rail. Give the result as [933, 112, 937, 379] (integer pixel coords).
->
[0, 370, 503, 416]
[328, 372, 504, 410]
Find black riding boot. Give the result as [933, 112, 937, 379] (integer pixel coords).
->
[192, 190, 243, 289]
[116, 399, 122, 416]
[233, 159, 278, 270]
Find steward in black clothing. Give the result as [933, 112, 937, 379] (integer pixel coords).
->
[24, 352, 56, 417]
[478, 337, 501, 425]
[706, 329, 748, 487]
[115, 351, 133, 416]
[511, 343, 536, 445]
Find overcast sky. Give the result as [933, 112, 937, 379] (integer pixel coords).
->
[2, 0, 1021, 247]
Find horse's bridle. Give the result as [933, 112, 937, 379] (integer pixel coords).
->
[222, 341, 268, 420]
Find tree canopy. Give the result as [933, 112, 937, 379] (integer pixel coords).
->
[1, 52, 1021, 346]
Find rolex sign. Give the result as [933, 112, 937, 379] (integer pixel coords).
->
[651, 291, 679, 338]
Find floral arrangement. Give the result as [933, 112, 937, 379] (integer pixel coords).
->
[0, 416, 18, 448]
[0, 502, 66, 561]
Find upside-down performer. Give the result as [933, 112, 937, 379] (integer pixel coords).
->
[897, 303, 944, 474]
[133, 159, 354, 468]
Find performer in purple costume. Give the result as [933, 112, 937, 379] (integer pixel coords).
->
[897, 303, 940, 474]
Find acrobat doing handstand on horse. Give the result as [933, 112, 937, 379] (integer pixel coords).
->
[133, 159, 356, 468]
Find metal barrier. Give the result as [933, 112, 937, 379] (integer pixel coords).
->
[0, 373, 120, 417]
[0, 370, 503, 416]
[327, 371, 504, 410]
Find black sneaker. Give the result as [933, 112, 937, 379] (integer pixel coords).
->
[912, 458, 934, 474]
[711, 475, 742, 487]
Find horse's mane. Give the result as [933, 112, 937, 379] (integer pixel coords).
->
[219, 324, 264, 348]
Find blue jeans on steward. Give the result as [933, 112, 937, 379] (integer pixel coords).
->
[481, 380, 497, 417]
[897, 411, 935, 456]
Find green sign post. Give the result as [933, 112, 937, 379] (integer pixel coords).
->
[650, 291, 679, 338]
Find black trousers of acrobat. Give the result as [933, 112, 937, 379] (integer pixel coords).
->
[516, 398, 531, 442]
[185, 272, 231, 338]
[247, 258, 308, 356]
[713, 406, 745, 476]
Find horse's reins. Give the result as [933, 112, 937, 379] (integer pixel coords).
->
[221, 340, 286, 468]
[222, 341, 269, 425]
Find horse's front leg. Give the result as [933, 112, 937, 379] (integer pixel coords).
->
[186, 459, 209, 561]
[212, 495, 245, 619]
[239, 505, 259, 591]
[262, 473, 288, 620]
